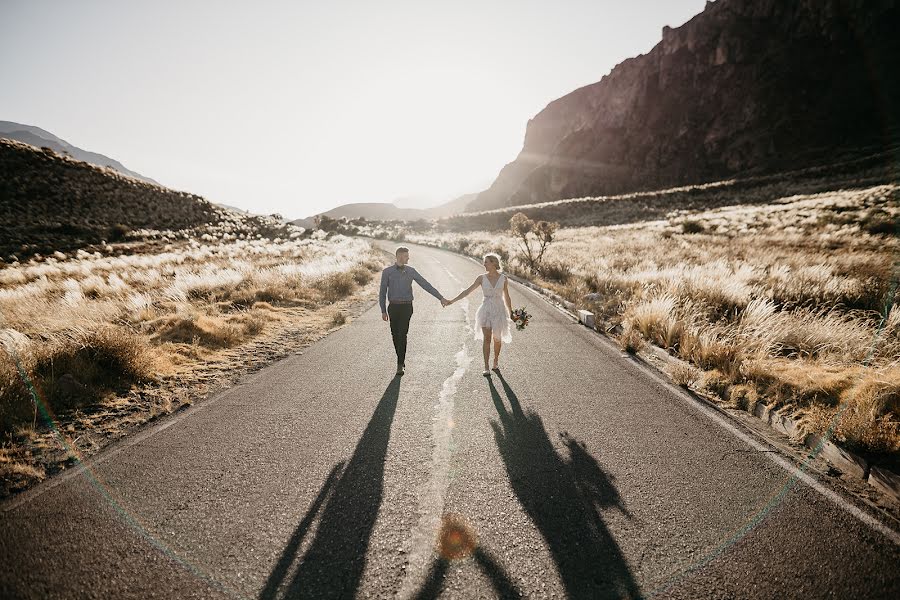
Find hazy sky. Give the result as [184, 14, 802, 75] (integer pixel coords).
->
[1, 0, 704, 218]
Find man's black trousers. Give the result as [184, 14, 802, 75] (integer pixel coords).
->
[388, 303, 414, 366]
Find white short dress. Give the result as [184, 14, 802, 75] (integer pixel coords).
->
[475, 273, 513, 343]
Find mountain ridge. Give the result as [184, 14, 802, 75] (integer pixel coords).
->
[0, 120, 158, 185]
[473, 0, 900, 211]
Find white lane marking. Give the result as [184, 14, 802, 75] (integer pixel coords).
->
[442, 266, 461, 284]
[421, 242, 900, 546]
[397, 297, 473, 599]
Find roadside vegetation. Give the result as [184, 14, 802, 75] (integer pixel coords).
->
[385, 183, 900, 457]
[0, 231, 382, 495]
[0, 136, 388, 495]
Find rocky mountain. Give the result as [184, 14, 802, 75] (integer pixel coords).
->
[0, 120, 158, 185]
[473, 0, 900, 211]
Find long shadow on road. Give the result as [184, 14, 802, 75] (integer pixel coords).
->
[413, 548, 523, 600]
[260, 376, 401, 600]
[488, 373, 642, 600]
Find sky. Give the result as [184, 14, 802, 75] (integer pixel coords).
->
[1, 0, 705, 218]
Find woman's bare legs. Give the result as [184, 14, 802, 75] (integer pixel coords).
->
[492, 339, 502, 370]
[482, 327, 492, 372]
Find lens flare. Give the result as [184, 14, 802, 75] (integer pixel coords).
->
[438, 513, 477, 560]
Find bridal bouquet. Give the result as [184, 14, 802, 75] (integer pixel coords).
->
[511, 307, 532, 331]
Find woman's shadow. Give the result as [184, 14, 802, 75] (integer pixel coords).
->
[260, 376, 401, 600]
[488, 373, 642, 600]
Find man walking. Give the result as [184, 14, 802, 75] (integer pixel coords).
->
[379, 246, 448, 375]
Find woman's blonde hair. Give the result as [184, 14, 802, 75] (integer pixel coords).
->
[483, 253, 502, 270]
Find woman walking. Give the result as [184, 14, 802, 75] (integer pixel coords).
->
[447, 253, 513, 375]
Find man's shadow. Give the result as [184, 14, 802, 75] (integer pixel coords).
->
[487, 373, 642, 600]
[260, 376, 401, 600]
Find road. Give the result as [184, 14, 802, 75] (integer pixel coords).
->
[2, 241, 899, 599]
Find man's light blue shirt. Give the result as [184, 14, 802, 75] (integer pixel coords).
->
[379, 264, 443, 313]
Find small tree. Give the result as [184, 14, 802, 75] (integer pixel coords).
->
[509, 212, 558, 273]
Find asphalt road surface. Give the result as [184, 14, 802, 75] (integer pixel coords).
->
[2, 241, 899, 599]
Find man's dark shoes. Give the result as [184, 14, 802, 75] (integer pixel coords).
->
[396, 363, 405, 375]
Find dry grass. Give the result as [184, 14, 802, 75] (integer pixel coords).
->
[0, 232, 383, 493]
[616, 324, 645, 354]
[403, 183, 900, 454]
[1, 327, 158, 428]
[0, 446, 45, 495]
[667, 362, 703, 389]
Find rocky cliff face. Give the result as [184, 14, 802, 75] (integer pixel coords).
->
[474, 0, 900, 211]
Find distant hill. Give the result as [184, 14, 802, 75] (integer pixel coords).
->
[473, 0, 900, 211]
[427, 193, 477, 218]
[0, 120, 158, 185]
[290, 217, 317, 229]
[319, 202, 429, 222]
[0, 138, 296, 261]
[291, 193, 478, 227]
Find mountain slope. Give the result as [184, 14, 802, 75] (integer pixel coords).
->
[0, 120, 158, 184]
[293, 193, 479, 226]
[428, 193, 477, 218]
[0, 138, 293, 261]
[474, 0, 900, 211]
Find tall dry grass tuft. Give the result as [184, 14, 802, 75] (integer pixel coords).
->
[617, 324, 645, 354]
[800, 366, 900, 453]
[315, 272, 357, 303]
[667, 362, 702, 389]
[150, 312, 248, 348]
[1, 327, 156, 432]
[625, 294, 678, 348]
[679, 328, 745, 382]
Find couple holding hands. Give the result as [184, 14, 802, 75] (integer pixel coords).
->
[379, 246, 513, 377]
